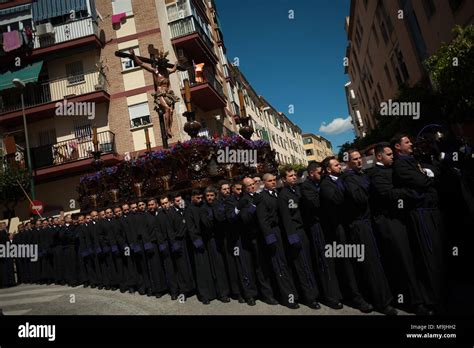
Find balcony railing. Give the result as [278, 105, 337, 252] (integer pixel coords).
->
[31, 131, 115, 169]
[169, 15, 214, 52]
[178, 66, 225, 101]
[33, 17, 99, 49]
[0, 69, 108, 114]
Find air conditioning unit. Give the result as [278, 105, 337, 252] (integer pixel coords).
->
[36, 23, 54, 36]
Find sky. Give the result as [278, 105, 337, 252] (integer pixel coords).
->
[216, 0, 355, 151]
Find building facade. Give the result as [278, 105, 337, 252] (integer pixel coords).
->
[345, 0, 474, 137]
[0, 0, 237, 219]
[228, 65, 306, 166]
[302, 133, 333, 163]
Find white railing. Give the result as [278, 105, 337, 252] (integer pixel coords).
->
[33, 17, 99, 49]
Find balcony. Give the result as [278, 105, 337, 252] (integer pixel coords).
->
[31, 130, 115, 169]
[29, 131, 120, 181]
[0, 68, 109, 125]
[169, 15, 217, 65]
[0, 17, 102, 62]
[33, 17, 100, 50]
[178, 66, 226, 111]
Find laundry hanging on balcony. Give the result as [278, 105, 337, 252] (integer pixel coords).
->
[32, 0, 88, 22]
[111, 12, 126, 25]
[0, 61, 44, 91]
[2, 31, 22, 53]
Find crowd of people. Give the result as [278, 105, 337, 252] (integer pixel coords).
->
[1, 133, 472, 315]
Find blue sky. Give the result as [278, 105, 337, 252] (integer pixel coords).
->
[216, 0, 354, 151]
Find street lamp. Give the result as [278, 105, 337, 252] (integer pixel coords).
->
[12, 78, 35, 200]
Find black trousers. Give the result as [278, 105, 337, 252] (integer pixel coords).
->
[308, 223, 342, 302]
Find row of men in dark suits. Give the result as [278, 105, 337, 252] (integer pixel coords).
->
[5, 133, 458, 315]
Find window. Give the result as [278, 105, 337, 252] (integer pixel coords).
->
[367, 51, 373, 67]
[396, 46, 410, 82]
[120, 47, 139, 71]
[390, 54, 403, 87]
[376, 83, 384, 101]
[379, 20, 389, 44]
[449, 0, 464, 12]
[166, 0, 188, 22]
[304, 137, 313, 144]
[422, 0, 436, 19]
[384, 63, 393, 87]
[353, 51, 361, 76]
[112, 0, 133, 15]
[306, 149, 313, 156]
[66, 61, 85, 84]
[128, 102, 151, 128]
[371, 25, 379, 47]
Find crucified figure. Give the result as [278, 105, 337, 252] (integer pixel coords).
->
[129, 49, 179, 139]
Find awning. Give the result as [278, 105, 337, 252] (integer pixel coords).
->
[32, 0, 87, 22]
[0, 61, 44, 91]
[0, 4, 31, 16]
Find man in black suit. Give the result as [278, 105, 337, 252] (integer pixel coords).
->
[240, 177, 277, 305]
[256, 173, 298, 309]
[319, 156, 373, 313]
[278, 166, 321, 310]
[300, 161, 343, 309]
[225, 181, 257, 306]
[340, 150, 397, 315]
[166, 194, 195, 298]
[200, 186, 231, 303]
[186, 189, 217, 304]
[391, 134, 444, 312]
[369, 142, 432, 315]
[216, 180, 243, 302]
[141, 199, 169, 298]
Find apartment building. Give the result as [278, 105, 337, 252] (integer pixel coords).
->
[345, 0, 474, 137]
[302, 133, 333, 163]
[223, 64, 306, 166]
[0, 0, 237, 219]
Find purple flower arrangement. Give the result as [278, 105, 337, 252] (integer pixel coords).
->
[79, 135, 270, 184]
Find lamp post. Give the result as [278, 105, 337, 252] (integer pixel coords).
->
[12, 78, 35, 200]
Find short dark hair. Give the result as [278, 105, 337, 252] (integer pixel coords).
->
[171, 193, 182, 200]
[374, 142, 391, 156]
[321, 156, 336, 173]
[307, 161, 322, 173]
[279, 165, 295, 178]
[191, 189, 202, 196]
[390, 133, 410, 149]
[231, 181, 243, 188]
[345, 148, 360, 162]
[204, 186, 218, 195]
[218, 180, 230, 189]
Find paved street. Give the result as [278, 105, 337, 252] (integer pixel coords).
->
[0, 284, 410, 315]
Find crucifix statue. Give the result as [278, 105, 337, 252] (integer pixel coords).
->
[115, 46, 185, 147]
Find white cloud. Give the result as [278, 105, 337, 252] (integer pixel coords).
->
[319, 116, 353, 135]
